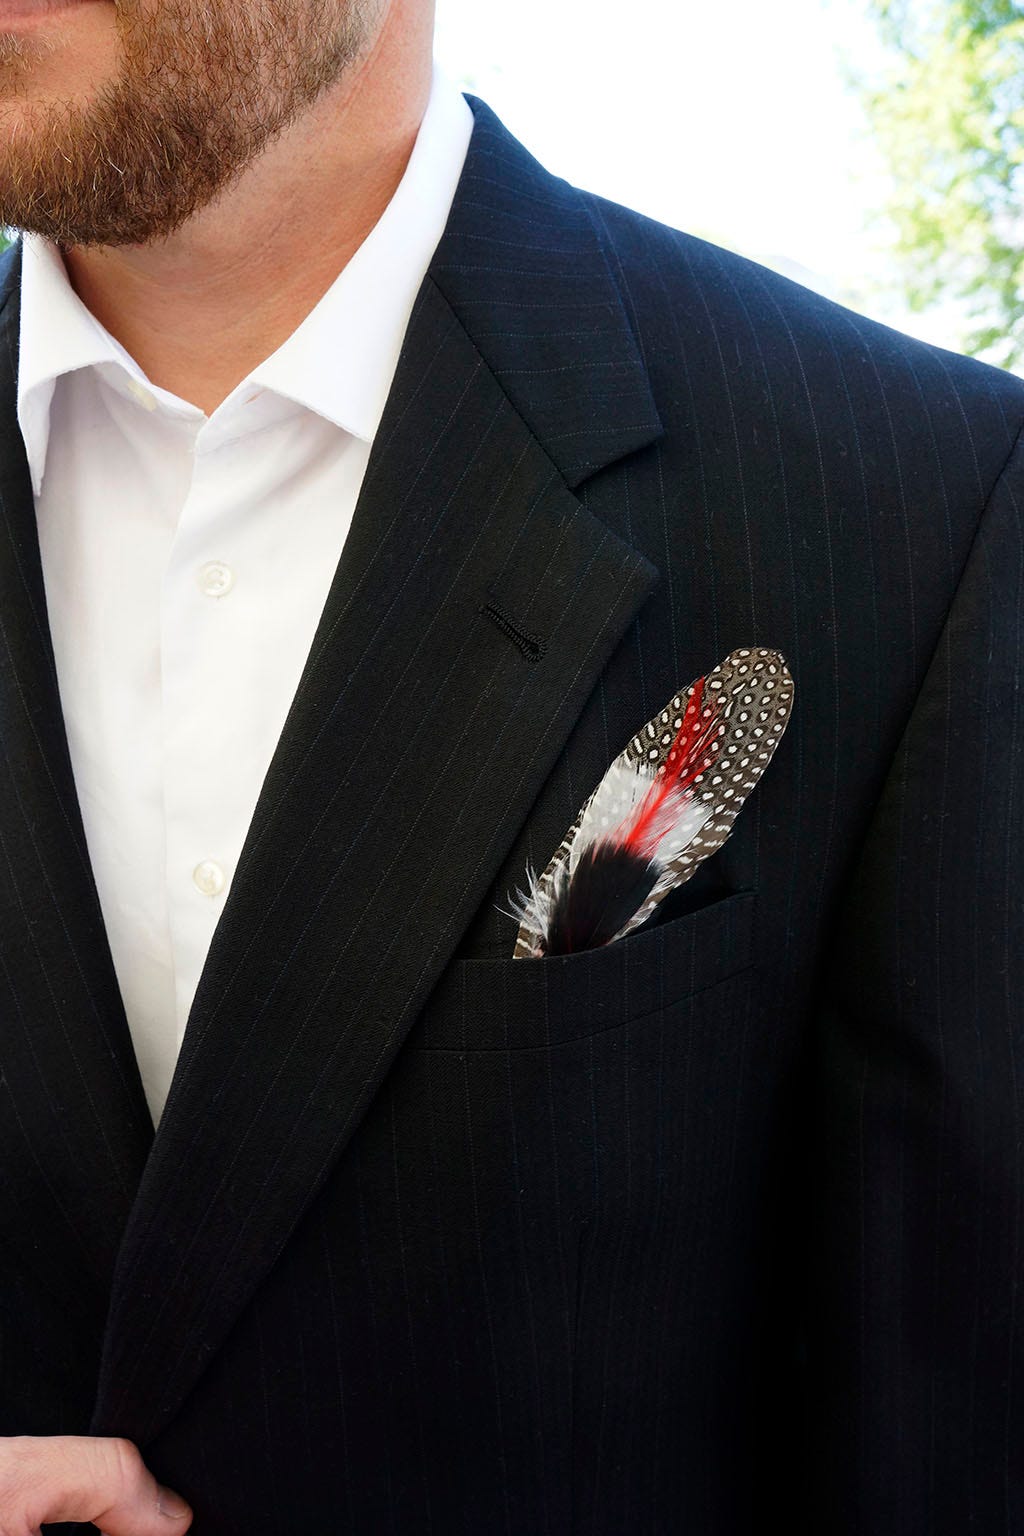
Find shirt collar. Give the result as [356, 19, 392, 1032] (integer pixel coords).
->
[16, 62, 474, 498]
[18, 236, 108, 497]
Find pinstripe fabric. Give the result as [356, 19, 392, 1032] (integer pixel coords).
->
[0, 240, 154, 1436]
[0, 94, 1022, 1532]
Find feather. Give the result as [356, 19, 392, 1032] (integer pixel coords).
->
[544, 843, 660, 955]
[511, 646, 794, 957]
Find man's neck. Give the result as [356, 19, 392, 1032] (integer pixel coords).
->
[60, 0, 433, 417]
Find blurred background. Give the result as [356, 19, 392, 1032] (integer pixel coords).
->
[434, 0, 1024, 371]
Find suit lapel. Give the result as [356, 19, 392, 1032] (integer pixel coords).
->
[0, 241, 154, 1341]
[85, 99, 666, 1437]
[91, 273, 659, 1440]
[429, 97, 664, 490]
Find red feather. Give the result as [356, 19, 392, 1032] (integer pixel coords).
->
[616, 677, 722, 858]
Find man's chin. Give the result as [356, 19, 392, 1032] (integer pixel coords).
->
[0, 115, 216, 248]
[0, 190, 160, 249]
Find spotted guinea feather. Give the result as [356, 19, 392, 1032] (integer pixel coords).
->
[510, 647, 794, 958]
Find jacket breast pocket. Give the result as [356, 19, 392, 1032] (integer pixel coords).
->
[414, 890, 758, 1051]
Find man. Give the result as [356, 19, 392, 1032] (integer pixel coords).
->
[0, 0, 1021, 1530]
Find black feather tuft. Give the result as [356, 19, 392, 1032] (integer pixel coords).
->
[542, 841, 660, 956]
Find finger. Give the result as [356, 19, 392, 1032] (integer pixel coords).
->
[2, 1435, 192, 1535]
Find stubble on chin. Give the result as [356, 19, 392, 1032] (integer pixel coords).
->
[0, 0, 378, 249]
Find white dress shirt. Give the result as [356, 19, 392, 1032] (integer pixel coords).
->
[15, 65, 474, 1129]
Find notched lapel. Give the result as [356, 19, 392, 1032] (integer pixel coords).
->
[91, 276, 660, 1442]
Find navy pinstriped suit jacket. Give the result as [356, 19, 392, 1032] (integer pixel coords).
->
[3, 95, 1024, 1534]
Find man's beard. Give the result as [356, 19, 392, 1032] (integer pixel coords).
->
[0, 0, 374, 248]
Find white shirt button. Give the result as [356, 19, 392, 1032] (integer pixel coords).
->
[125, 377, 158, 411]
[193, 859, 226, 897]
[197, 560, 235, 598]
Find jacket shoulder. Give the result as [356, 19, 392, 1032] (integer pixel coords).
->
[579, 190, 1024, 431]
[450, 96, 1024, 491]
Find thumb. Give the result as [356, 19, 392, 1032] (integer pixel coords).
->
[6, 1434, 193, 1534]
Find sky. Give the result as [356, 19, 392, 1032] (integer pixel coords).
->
[433, 0, 960, 352]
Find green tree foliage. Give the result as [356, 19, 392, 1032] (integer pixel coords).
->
[864, 0, 1024, 366]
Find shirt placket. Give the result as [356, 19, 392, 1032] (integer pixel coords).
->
[161, 422, 246, 1053]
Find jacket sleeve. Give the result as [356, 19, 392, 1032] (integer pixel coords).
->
[804, 422, 1024, 1532]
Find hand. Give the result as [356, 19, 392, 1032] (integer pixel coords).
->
[0, 1435, 192, 1535]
